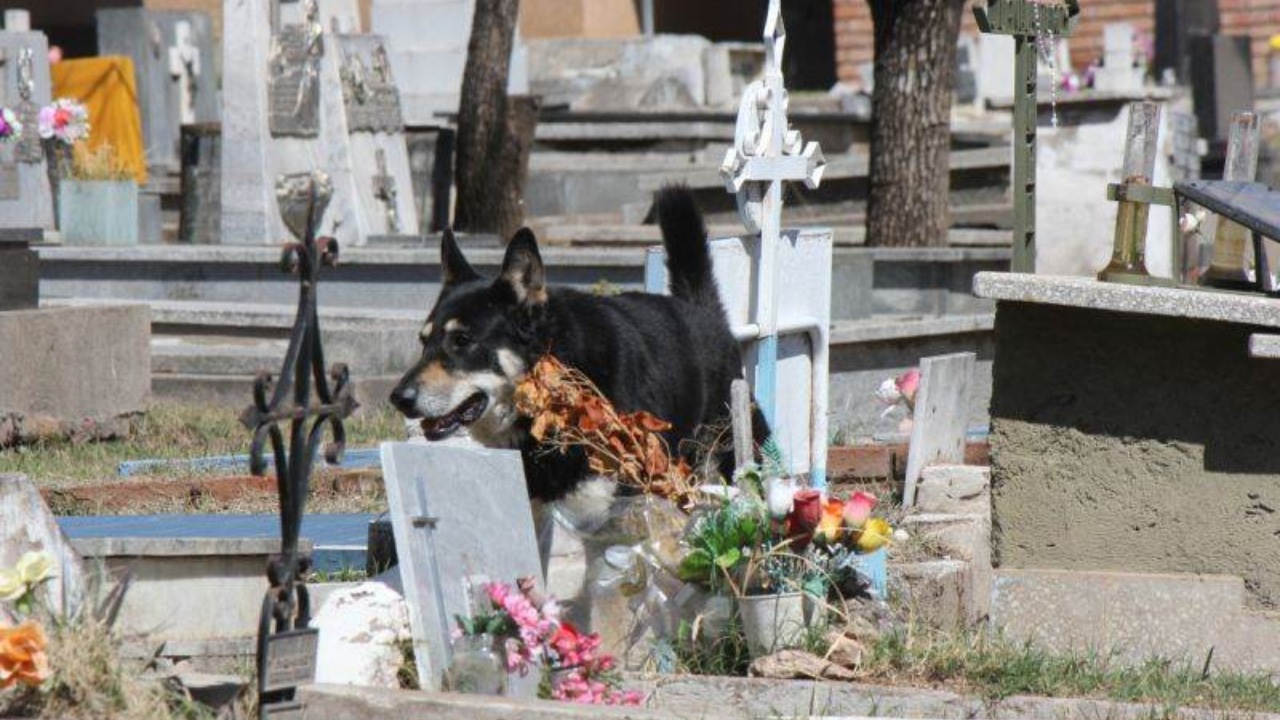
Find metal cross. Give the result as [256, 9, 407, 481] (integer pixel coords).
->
[718, 0, 825, 433]
[974, 0, 1079, 273]
[167, 20, 201, 125]
[372, 148, 401, 234]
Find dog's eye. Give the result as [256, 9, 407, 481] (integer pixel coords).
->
[451, 331, 473, 349]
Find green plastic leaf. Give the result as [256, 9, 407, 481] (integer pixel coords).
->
[715, 548, 742, 570]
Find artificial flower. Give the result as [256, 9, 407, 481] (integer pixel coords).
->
[785, 489, 822, 549]
[0, 620, 50, 689]
[765, 476, 797, 520]
[0, 569, 22, 603]
[37, 98, 89, 145]
[843, 491, 877, 529]
[855, 518, 893, 553]
[15, 552, 52, 586]
[0, 108, 21, 143]
[814, 498, 845, 544]
[895, 369, 920, 408]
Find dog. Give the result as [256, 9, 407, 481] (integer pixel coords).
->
[389, 186, 761, 511]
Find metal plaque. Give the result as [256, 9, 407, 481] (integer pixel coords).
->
[261, 628, 318, 694]
[14, 49, 42, 165]
[339, 40, 403, 134]
[268, 0, 323, 138]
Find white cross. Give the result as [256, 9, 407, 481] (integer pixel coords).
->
[167, 20, 200, 124]
[718, 0, 825, 427]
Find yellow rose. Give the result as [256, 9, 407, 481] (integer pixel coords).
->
[15, 552, 52, 586]
[855, 518, 893, 553]
[0, 569, 23, 602]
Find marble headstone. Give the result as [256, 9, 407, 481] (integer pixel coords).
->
[1093, 23, 1145, 93]
[96, 9, 219, 173]
[335, 33, 418, 239]
[220, 0, 360, 245]
[0, 31, 53, 231]
[380, 441, 543, 694]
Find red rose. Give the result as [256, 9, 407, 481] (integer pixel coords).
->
[786, 489, 822, 550]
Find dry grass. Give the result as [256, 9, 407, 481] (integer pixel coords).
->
[2, 617, 214, 720]
[0, 404, 406, 487]
[69, 144, 134, 182]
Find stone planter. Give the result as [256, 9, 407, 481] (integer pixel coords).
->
[738, 591, 808, 658]
[58, 179, 139, 245]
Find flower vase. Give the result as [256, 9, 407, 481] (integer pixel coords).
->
[443, 634, 506, 696]
[738, 591, 808, 658]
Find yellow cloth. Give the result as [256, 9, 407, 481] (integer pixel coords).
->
[50, 56, 147, 185]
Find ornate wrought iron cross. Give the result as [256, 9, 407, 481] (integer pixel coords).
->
[718, 0, 825, 431]
[974, 0, 1079, 273]
[241, 170, 357, 720]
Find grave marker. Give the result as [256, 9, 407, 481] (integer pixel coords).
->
[715, 0, 829, 485]
[974, 0, 1080, 273]
[97, 9, 219, 172]
[381, 442, 543, 693]
[0, 31, 53, 231]
[902, 353, 976, 507]
[0, 474, 89, 621]
[1093, 23, 1143, 94]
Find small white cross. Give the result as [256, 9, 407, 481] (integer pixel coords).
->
[167, 21, 201, 124]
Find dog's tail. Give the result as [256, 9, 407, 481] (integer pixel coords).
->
[655, 185, 724, 314]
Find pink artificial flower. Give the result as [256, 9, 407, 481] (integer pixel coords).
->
[843, 491, 877, 529]
[895, 369, 920, 406]
[48, 46, 63, 64]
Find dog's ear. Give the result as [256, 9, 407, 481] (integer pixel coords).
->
[441, 228, 479, 285]
[499, 228, 547, 305]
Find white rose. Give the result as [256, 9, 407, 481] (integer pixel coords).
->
[16, 551, 53, 586]
[0, 568, 24, 602]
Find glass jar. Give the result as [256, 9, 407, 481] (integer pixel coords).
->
[444, 633, 507, 696]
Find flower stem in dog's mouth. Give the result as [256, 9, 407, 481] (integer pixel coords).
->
[420, 392, 488, 441]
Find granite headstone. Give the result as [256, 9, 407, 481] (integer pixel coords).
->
[0, 31, 53, 231]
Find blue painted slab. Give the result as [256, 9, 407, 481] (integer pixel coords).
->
[117, 447, 383, 477]
[58, 513, 376, 573]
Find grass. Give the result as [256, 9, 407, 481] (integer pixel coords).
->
[0, 403, 406, 486]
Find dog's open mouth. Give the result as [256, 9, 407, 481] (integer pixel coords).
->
[419, 392, 488, 441]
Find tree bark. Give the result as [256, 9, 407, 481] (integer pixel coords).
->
[453, 0, 537, 239]
[864, 0, 967, 247]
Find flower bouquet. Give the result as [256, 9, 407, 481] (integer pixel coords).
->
[451, 577, 643, 706]
[0, 552, 54, 696]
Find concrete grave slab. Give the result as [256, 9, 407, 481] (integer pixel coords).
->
[0, 474, 88, 621]
[380, 441, 543, 693]
[903, 352, 975, 506]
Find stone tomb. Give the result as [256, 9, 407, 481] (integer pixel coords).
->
[380, 441, 544, 694]
[96, 9, 219, 173]
[0, 30, 53, 231]
[221, 0, 415, 246]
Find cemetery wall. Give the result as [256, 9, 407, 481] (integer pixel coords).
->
[988, 301, 1280, 610]
[833, 0, 1280, 92]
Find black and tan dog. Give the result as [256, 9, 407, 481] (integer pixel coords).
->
[389, 186, 758, 510]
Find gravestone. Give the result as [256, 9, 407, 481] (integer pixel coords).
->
[380, 442, 544, 694]
[1190, 34, 1255, 145]
[0, 31, 53, 232]
[3, 10, 29, 31]
[902, 352, 975, 507]
[1092, 23, 1144, 94]
[96, 9, 219, 173]
[220, 0, 361, 246]
[335, 33, 419, 239]
[0, 475, 89, 621]
[1155, 0, 1219, 86]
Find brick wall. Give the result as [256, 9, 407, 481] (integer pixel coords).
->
[833, 0, 1280, 89]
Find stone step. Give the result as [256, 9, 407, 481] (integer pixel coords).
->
[151, 335, 288, 376]
[152, 372, 400, 411]
[899, 512, 989, 563]
[915, 464, 991, 516]
[989, 568, 1280, 673]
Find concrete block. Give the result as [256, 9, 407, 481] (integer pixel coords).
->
[899, 513, 987, 562]
[915, 465, 991, 516]
[893, 559, 978, 630]
[299, 684, 683, 719]
[0, 305, 149, 437]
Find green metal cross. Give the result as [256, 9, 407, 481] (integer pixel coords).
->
[975, 0, 1080, 273]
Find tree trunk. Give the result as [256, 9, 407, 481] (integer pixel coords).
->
[864, 0, 967, 247]
[454, 0, 537, 239]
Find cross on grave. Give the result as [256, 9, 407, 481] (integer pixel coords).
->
[167, 20, 200, 125]
[371, 147, 400, 234]
[718, 0, 825, 441]
[974, 0, 1080, 273]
